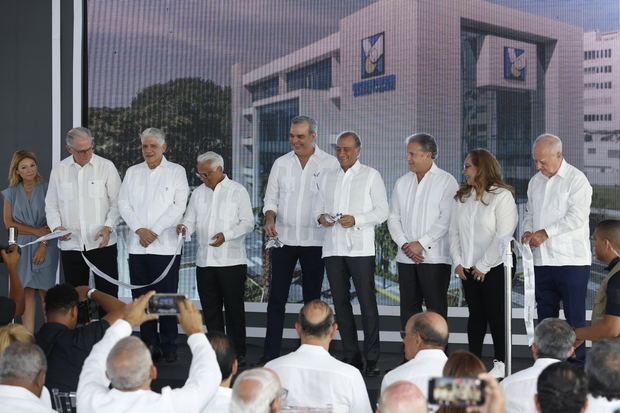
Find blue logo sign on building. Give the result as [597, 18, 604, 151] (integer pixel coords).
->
[504, 47, 527, 81]
[361, 32, 385, 79]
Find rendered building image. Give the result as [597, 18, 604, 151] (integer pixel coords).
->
[232, 0, 584, 206]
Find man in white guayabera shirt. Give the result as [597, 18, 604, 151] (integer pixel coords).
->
[261, 115, 339, 363]
[388, 132, 458, 328]
[178, 151, 254, 362]
[46, 127, 122, 297]
[521, 133, 592, 366]
[118, 127, 189, 363]
[316, 131, 389, 377]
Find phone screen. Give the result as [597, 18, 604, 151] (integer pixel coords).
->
[428, 376, 485, 407]
[147, 294, 185, 315]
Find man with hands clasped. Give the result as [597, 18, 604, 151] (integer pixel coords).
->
[177, 151, 254, 362]
[388, 133, 458, 325]
[118, 127, 189, 363]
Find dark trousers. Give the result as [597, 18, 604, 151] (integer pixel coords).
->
[196, 265, 247, 357]
[535, 265, 590, 365]
[263, 245, 324, 359]
[61, 244, 119, 298]
[129, 253, 181, 354]
[397, 263, 451, 327]
[462, 264, 505, 361]
[325, 255, 380, 362]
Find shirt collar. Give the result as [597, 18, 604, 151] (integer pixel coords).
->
[341, 159, 362, 175]
[66, 153, 97, 168]
[288, 144, 324, 160]
[143, 155, 169, 169]
[412, 348, 448, 360]
[607, 256, 620, 272]
[296, 343, 330, 355]
[554, 159, 569, 178]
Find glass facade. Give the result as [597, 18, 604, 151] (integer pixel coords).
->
[248, 77, 279, 102]
[460, 30, 541, 201]
[257, 98, 300, 189]
[286, 58, 332, 92]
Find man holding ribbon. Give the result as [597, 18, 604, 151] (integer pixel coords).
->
[522, 133, 592, 365]
[45, 127, 122, 298]
[118, 127, 189, 363]
[316, 131, 388, 376]
[177, 151, 254, 363]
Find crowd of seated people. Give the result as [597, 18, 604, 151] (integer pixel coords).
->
[3, 250, 620, 413]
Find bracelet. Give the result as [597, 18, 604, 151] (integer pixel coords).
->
[87, 288, 96, 299]
[40, 241, 48, 247]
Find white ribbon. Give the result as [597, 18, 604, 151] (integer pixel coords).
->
[81, 234, 185, 290]
[499, 237, 536, 345]
[17, 230, 72, 248]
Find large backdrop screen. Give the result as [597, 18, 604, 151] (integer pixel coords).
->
[87, 0, 620, 309]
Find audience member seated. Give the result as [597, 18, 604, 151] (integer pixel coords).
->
[381, 312, 448, 398]
[203, 331, 238, 412]
[0, 323, 52, 407]
[535, 361, 588, 413]
[585, 340, 620, 412]
[230, 368, 284, 413]
[76, 291, 221, 413]
[437, 350, 487, 413]
[0, 341, 55, 412]
[0, 246, 25, 326]
[265, 299, 372, 412]
[501, 318, 575, 413]
[36, 283, 125, 393]
[376, 381, 427, 413]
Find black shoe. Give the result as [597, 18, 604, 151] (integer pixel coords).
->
[364, 360, 381, 377]
[342, 355, 364, 371]
[164, 352, 178, 363]
[150, 347, 163, 363]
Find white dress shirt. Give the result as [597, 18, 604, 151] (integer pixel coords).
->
[0, 385, 56, 413]
[380, 349, 448, 398]
[388, 164, 458, 264]
[262, 146, 339, 246]
[202, 386, 231, 412]
[182, 176, 254, 267]
[523, 159, 592, 266]
[45, 154, 122, 251]
[265, 344, 372, 413]
[586, 395, 620, 412]
[76, 319, 221, 413]
[449, 187, 518, 274]
[315, 161, 389, 257]
[500, 358, 559, 413]
[118, 156, 189, 255]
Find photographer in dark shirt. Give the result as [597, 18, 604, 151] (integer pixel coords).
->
[35, 283, 125, 392]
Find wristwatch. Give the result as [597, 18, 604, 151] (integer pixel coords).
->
[87, 288, 97, 300]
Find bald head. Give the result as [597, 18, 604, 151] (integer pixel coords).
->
[532, 134, 563, 177]
[378, 381, 427, 413]
[106, 336, 153, 391]
[404, 312, 449, 360]
[230, 368, 282, 413]
[297, 300, 335, 340]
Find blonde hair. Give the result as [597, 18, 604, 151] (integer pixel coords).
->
[0, 324, 35, 354]
[8, 150, 43, 187]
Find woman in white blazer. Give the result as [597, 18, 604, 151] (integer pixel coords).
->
[449, 148, 518, 378]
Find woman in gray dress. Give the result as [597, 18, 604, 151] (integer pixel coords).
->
[2, 149, 58, 332]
